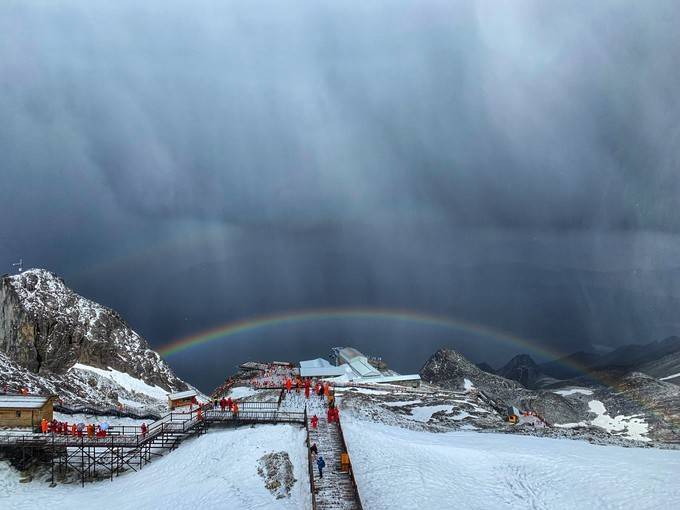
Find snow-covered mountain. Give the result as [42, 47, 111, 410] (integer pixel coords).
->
[0, 269, 190, 414]
[420, 348, 680, 443]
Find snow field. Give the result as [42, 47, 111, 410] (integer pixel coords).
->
[343, 417, 680, 510]
[552, 388, 594, 396]
[70, 364, 169, 401]
[0, 424, 310, 510]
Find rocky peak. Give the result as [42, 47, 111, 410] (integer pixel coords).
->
[497, 354, 554, 389]
[420, 348, 521, 392]
[0, 269, 185, 392]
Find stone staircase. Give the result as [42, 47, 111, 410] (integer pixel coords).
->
[308, 415, 362, 510]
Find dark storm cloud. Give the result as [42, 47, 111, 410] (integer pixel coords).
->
[3, 0, 680, 231]
[2, 1, 680, 391]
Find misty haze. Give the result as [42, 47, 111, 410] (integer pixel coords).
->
[1, 2, 680, 509]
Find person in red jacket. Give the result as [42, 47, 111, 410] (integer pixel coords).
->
[311, 415, 319, 429]
[304, 384, 310, 399]
[220, 397, 227, 411]
[141, 422, 148, 438]
[285, 378, 292, 393]
[226, 397, 233, 411]
[326, 407, 333, 423]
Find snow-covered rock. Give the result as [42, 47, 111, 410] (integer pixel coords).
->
[0, 269, 190, 414]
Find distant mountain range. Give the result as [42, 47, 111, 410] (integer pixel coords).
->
[421, 347, 680, 443]
[477, 336, 680, 388]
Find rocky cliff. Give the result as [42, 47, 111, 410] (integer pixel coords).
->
[0, 269, 189, 412]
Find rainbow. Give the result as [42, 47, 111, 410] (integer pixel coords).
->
[159, 307, 678, 427]
[159, 307, 565, 361]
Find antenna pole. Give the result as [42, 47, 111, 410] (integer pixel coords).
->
[12, 258, 23, 273]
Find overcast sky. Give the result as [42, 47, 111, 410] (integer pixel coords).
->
[2, 1, 680, 391]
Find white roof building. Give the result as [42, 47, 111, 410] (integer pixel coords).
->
[299, 358, 347, 378]
[0, 395, 53, 409]
[167, 390, 197, 401]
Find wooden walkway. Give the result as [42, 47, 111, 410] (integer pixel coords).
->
[307, 415, 362, 510]
[0, 404, 304, 485]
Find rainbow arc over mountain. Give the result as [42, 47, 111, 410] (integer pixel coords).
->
[159, 307, 678, 424]
[159, 307, 563, 362]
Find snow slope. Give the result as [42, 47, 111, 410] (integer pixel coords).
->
[70, 363, 170, 401]
[0, 425, 310, 510]
[343, 417, 680, 510]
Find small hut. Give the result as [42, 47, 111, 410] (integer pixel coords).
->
[0, 394, 55, 429]
[167, 390, 197, 410]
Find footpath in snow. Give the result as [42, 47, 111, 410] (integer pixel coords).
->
[343, 417, 680, 510]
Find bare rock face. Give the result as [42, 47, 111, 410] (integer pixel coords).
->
[257, 451, 297, 499]
[0, 269, 186, 393]
[420, 348, 522, 393]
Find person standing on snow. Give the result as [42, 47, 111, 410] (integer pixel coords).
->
[220, 397, 227, 411]
[311, 414, 319, 428]
[316, 456, 326, 478]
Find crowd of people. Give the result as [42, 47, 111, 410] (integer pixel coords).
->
[39, 418, 112, 438]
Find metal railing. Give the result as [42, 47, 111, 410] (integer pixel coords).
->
[54, 404, 160, 421]
[304, 407, 318, 510]
[336, 418, 365, 510]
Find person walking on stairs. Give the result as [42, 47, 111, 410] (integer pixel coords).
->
[310, 443, 318, 455]
[311, 414, 319, 428]
[317, 455, 326, 478]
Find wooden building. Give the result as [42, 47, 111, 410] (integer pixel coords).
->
[0, 394, 55, 429]
[167, 390, 197, 410]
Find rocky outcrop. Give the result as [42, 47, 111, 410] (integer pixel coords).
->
[420, 348, 522, 394]
[257, 451, 297, 499]
[497, 354, 558, 389]
[0, 269, 185, 392]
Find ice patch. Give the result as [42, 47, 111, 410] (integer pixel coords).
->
[552, 388, 594, 396]
[383, 400, 423, 407]
[409, 405, 455, 422]
[587, 400, 650, 441]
